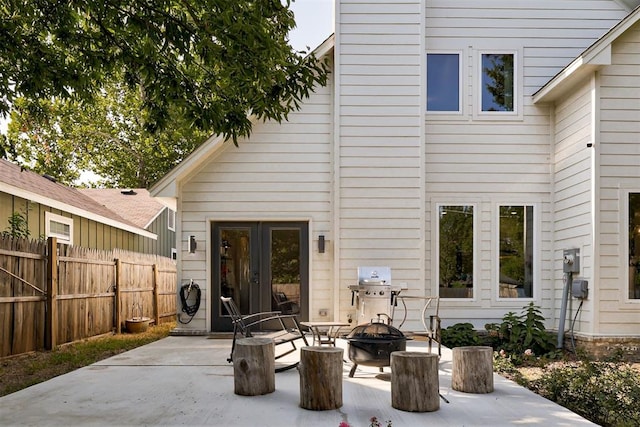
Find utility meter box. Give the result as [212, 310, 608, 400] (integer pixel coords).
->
[563, 249, 580, 273]
[572, 279, 588, 299]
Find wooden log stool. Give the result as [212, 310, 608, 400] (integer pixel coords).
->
[299, 346, 344, 410]
[391, 351, 440, 412]
[233, 337, 275, 396]
[451, 346, 494, 394]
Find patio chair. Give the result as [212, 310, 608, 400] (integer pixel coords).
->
[221, 296, 309, 372]
[393, 295, 442, 356]
[272, 291, 300, 315]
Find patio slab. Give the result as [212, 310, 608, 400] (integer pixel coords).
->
[0, 336, 595, 426]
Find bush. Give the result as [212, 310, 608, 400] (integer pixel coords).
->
[441, 322, 480, 348]
[530, 358, 640, 427]
[485, 302, 558, 363]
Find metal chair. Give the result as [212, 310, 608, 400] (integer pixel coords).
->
[221, 296, 309, 372]
[393, 295, 442, 356]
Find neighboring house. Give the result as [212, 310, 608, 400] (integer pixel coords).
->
[81, 188, 177, 260]
[0, 158, 157, 250]
[151, 0, 640, 356]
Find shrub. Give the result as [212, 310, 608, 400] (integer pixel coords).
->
[485, 302, 558, 363]
[530, 358, 640, 427]
[441, 322, 480, 348]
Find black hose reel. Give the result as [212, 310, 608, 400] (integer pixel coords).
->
[178, 280, 201, 324]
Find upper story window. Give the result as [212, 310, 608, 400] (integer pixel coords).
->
[438, 205, 474, 299]
[498, 205, 534, 299]
[45, 211, 73, 245]
[481, 53, 515, 113]
[427, 53, 461, 113]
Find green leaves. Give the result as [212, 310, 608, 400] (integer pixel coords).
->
[1, 0, 329, 143]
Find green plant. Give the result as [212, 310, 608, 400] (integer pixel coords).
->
[441, 322, 480, 348]
[2, 211, 30, 239]
[485, 303, 557, 363]
[530, 358, 640, 427]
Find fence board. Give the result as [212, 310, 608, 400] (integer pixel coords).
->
[0, 236, 177, 358]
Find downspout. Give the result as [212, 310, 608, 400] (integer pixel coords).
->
[557, 271, 573, 348]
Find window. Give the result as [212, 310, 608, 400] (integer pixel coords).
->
[168, 209, 176, 231]
[499, 205, 534, 298]
[45, 212, 73, 244]
[438, 205, 474, 298]
[481, 53, 515, 112]
[629, 193, 640, 299]
[427, 53, 461, 112]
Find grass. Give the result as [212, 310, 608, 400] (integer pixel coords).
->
[0, 322, 175, 397]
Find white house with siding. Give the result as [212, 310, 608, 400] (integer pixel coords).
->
[151, 0, 640, 356]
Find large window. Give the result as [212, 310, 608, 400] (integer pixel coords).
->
[45, 212, 73, 244]
[438, 205, 474, 298]
[427, 53, 460, 112]
[499, 205, 533, 298]
[481, 53, 515, 112]
[629, 193, 640, 299]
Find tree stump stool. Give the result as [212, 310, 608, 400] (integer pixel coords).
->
[451, 346, 494, 394]
[299, 346, 343, 410]
[233, 337, 275, 396]
[391, 351, 440, 412]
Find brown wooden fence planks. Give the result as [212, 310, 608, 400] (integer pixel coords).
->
[0, 236, 177, 358]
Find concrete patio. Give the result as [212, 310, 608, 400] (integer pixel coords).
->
[0, 336, 595, 426]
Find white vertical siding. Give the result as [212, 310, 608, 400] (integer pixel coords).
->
[597, 23, 640, 335]
[424, 0, 628, 325]
[336, 0, 424, 320]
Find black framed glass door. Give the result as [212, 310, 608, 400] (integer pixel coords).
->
[212, 221, 309, 331]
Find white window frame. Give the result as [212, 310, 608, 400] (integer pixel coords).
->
[495, 203, 537, 301]
[474, 49, 522, 120]
[168, 209, 176, 232]
[426, 51, 464, 116]
[45, 211, 74, 245]
[436, 203, 477, 300]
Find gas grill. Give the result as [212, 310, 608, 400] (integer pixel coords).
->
[349, 266, 402, 324]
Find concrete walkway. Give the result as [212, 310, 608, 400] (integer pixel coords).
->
[0, 336, 595, 426]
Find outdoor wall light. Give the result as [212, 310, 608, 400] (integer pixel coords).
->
[188, 235, 197, 254]
[318, 235, 325, 253]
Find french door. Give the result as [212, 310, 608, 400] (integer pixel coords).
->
[211, 221, 309, 331]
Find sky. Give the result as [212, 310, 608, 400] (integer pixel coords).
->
[288, 0, 334, 51]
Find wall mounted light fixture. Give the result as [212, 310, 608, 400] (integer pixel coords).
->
[318, 235, 325, 253]
[189, 235, 197, 254]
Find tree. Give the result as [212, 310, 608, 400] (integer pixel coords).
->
[7, 77, 208, 187]
[0, 0, 328, 148]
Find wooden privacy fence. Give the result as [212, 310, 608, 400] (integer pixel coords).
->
[0, 236, 177, 358]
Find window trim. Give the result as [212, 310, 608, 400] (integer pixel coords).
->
[168, 209, 176, 232]
[436, 203, 477, 300]
[426, 51, 464, 116]
[495, 203, 537, 301]
[624, 190, 640, 303]
[45, 211, 74, 245]
[474, 48, 522, 120]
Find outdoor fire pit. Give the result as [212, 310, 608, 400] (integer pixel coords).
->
[345, 322, 409, 377]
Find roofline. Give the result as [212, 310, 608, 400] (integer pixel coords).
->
[533, 6, 640, 103]
[1, 182, 157, 240]
[149, 35, 336, 199]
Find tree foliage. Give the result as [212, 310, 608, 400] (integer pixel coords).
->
[7, 77, 208, 187]
[0, 0, 328, 147]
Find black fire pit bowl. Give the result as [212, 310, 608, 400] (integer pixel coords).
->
[346, 322, 410, 377]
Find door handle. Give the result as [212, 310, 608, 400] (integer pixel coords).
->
[252, 272, 259, 285]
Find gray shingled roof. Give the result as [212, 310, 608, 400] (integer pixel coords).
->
[80, 188, 166, 229]
[0, 158, 147, 232]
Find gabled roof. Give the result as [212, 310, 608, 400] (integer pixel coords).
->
[150, 35, 336, 200]
[0, 159, 156, 239]
[80, 188, 167, 229]
[533, 4, 640, 103]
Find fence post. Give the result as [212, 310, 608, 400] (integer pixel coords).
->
[115, 259, 122, 334]
[153, 264, 160, 326]
[45, 237, 58, 350]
